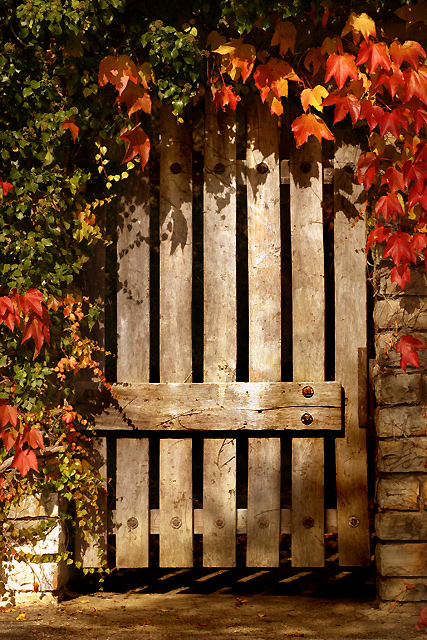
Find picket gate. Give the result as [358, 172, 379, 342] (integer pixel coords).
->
[76, 97, 370, 570]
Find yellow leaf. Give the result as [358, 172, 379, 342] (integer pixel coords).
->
[137, 62, 153, 88]
[300, 85, 329, 112]
[79, 600, 90, 604]
[271, 20, 297, 56]
[369, 132, 385, 155]
[341, 12, 376, 43]
[258, 613, 266, 617]
[214, 39, 256, 84]
[16, 612, 27, 621]
[266, 93, 283, 116]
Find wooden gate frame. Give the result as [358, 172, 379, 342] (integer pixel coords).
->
[76, 99, 370, 570]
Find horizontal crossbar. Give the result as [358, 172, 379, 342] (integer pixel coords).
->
[76, 381, 342, 431]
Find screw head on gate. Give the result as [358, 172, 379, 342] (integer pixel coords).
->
[348, 516, 360, 528]
[215, 517, 225, 529]
[170, 516, 182, 529]
[214, 162, 226, 174]
[300, 161, 312, 174]
[301, 412, 313, 426]
[256, 162, 269, 174]
[258, 517, 269, 529]
[127, 517, 139, 530]
[302, 517, 314, 529]
[170, 162, 182, 174]
[302, 386, 314, 398]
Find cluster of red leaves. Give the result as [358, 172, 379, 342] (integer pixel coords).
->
[98, 55, 152, 168]
[0, 289, 52, 476]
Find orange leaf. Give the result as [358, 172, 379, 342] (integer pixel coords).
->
[119, 126, 151, 169]
[325, 53, 358, 90]
[61, 118, 79, 142]
[254, 59, 299, 103]
[271, 20, 297, 56]
[291, 113, 335, 147]
[24, 428, 45, 450]
[356, 41, 391, 73]
[0, 402, 18, 429]
[0, 177, 13, 196]
[21, 314, 50, 354]
[12, 447, 39, 477]
[98, 54, 138, 95]
[214, 39, 256, 83]
[304, 47, 325, 76]
[115, 83, 151, 116]
[390, 40, 426, 69]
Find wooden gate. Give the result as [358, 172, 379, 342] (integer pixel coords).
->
[76, 98, 370, 570]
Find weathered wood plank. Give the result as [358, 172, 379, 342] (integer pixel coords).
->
[247, 438, 281, 566]
[235, 159, 334, 186]
[117, 166, 150, 383]
[290, 137, 325, 567]
[116, 438, 149, 567]
[246, 99, 281, 567]
[76, 381, 342, 431]
[159, 106, 192, 383]
[75, 437, 107, 568]
[159, 438, 193, 567]
[203, 438, 236, 566]
[204, 98, 237, 382]
[334, 141, 370, 566]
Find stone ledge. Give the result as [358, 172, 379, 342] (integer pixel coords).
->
[377, 576, 427, 601]
[375, 372, 423, 406]
[7, 494, 59, 520]
[376, 405, 427, 438]
[376, 475, 420, 510]
[376, 542, 427, 577]
[377, 438, 427, 473]
[376, 512, 427, 540]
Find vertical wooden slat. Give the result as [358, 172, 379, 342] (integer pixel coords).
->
[116, 438, 149, 567]
[290, 137, 325, 567]
[334, 141, 370, 566]
[159, 106, 193, 566]
[117, 166, 150, 383]
[246, 99, 281, 567]
[159, 105, 192, 383]
[159, 438, 193, 567]
[203, 100, 237, 566]
[203, 438, 236, 566]
[75, 437, 107, 568]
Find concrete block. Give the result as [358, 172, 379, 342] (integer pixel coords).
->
[376, 405, 427, 438]
[376, 267, 427, 297]
[376, 512, 427, 540]
[376, 542, 427, 576]
[375, 372, 422, 406]
[376, 475, 420, 510]
[377, 576, 427, 601]
[1, 560, 67, 592]
[377, 438, 427, 473]
[7, 494, 59, 520]
[375, 332, 427, 368]
[374, 298, 427, 330]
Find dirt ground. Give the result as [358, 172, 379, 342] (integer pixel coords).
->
[0, 568, 424, 640]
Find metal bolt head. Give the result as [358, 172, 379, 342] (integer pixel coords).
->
[301, 412, 313, 426]
[300, 161, 312, 174]
[215, 517, 225, 529]
[214, 162, 225, 174]
[348, 516, 360, 528]
[302, 517, 314, 529]
[302, 386, 314, 398]
[127, 517, 139, 530]
[258, 517, 269, 529]
[256, 162, 269, 174]
[170, 516, 182, 529]
[170, 162, 182, 174]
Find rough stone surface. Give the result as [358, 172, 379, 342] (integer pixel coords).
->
[377, 576, 427, 602]
[7, 494, 59, 520]
[376, 405, 427, 438]
[376, 475, 420, 511]
[374, 372, 422, 406]
[376, 438, 427, 473]
[376, 542, 427, 577]
[376, 512, 427, 540]
[374, 298, 427, 330]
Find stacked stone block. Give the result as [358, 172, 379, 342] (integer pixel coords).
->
[374, 261, 427, 600]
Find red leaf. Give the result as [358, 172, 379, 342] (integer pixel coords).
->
[403, 67, 427, 105]
[411, 232, 427, 253]
[212, 84, 241, 112]
[416, 605, 427, 631]
[61, 118, 79, 142]
[356, 152, 379, 190]
[0, 177, 13, 196]
[118, 126, 151, 169]
[395, 335, 426, 372]
[98, 55, 138, 95]
[366, 224, 390, 252]
[325, 53, 358, 90]
[383, 230, 416, 266]
[11, 446, 39, 477]
[254, 59, 299, 102]
[381, 167, 405, 193]
[21, 314, 50, 354]
[375, 193, 404, 221]
[403, 160, 427, 193]
[1, 430, 16, 451]
[414, 107, 427, 134]
[19, 289, 44, 317]
[0, 402, 18, 428]
[356, 41, 391, 73]
[389, 40, 426, 70]
[379, 108, 407, 137]
[115, 83, 151, 117]
[374, 63, 405, 98]
[390, 263, 411, 289]
[359, 101, 384, 130]
[291, 113, 335, 147]
[24, 428, 44, 450]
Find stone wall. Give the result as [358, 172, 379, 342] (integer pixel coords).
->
[374, 260, 427, 601]
[0, 494, 70, 605]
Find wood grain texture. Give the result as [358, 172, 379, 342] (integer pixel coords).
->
[204, 99, 237, 382]
[116, 438, 149, 567]
[290, 137, 325, 567]
[75, 437, 107, 568]
[159, 438, 193, 567]
[203, 438, 236, 566]
[247, 438, 281, 566]
[78, 381, 342, 431]
[117, 166, 150, 383]
[334, 141, 370, 566]
[159, 106, 192, 383]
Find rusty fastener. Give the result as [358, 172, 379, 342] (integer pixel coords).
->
[301, 412, 313, 426]
[302, 386, 314, 398]
[214, 162, 225, 174]
[215, 517, 225, 529]
[302, 517, 314, 529]
[256, 162, 269, 174]
[258, 517, 269, 528]
[170, 517, 182, 529]
[348, 516, 360, 528]
[127, 517, 139, 530]
[170, 162, 182, 174]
